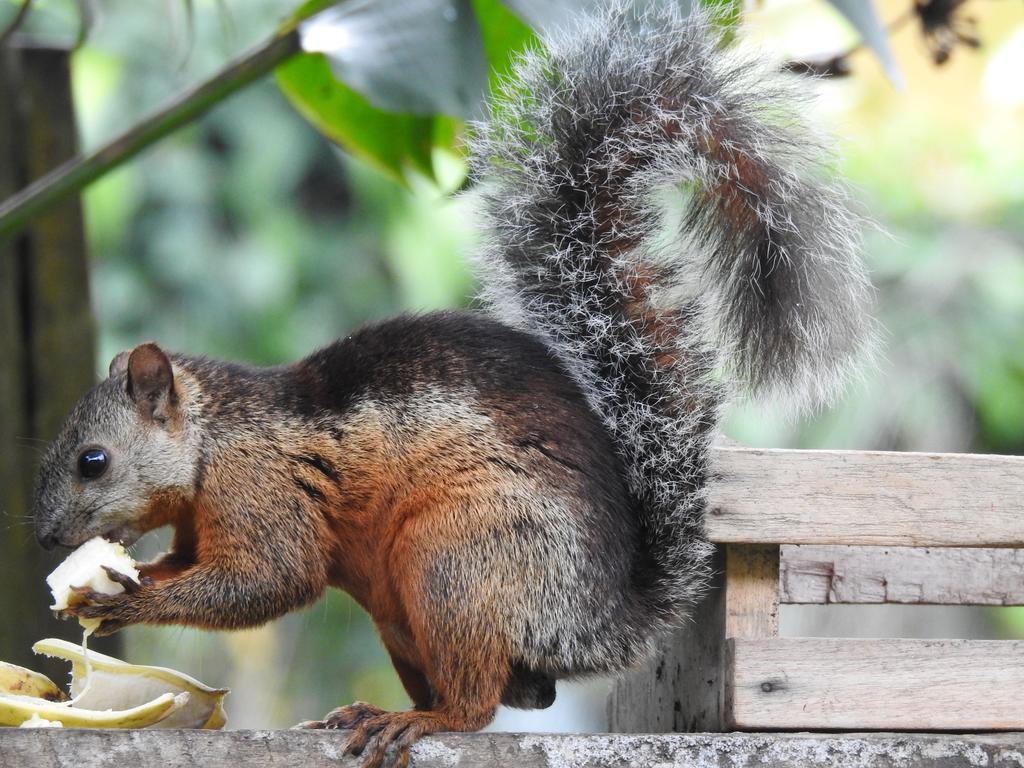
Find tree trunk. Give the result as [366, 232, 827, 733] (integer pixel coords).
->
[0, 42, 120, 681]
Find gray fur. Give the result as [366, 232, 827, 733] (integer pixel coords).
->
[468, 2, 874, 633]
[32, 365, 203, 548]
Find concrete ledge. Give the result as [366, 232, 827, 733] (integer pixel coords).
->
[2, 730, 1024, 768]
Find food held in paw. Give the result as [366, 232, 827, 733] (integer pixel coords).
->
[46, 537, 141, 632]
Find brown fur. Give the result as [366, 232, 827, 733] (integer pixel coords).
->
[39, 312, 647, 768]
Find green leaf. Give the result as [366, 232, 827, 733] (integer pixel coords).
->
[698, 0, 743, 30]
[276, 0, 737, 186]
[276, 1, 542, 184]
[298, 0, 489, 119]
[473, 0, 536, 87]
[276, 52, 457, 184]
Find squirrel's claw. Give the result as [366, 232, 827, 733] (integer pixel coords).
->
[58, 568, 143, 621]
[296, 705, 430, 768]
[60, 581, 144, 635]
[297, 701, 386, 731]
[100, 565, 148, 593]
[345, 711, 435, 768]
[62, 585, 110, 611]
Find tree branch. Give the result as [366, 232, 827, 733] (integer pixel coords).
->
[0, 28, 302, 243]
[0, 0, 34, 47]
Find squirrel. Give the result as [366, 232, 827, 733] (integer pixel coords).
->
[32, 3, 873, 767]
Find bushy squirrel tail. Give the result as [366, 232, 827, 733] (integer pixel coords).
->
[468, 3, 875, 626]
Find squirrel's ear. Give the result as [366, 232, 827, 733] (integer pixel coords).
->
[126, 343, 178, 424]
[108, 350, 131, 378]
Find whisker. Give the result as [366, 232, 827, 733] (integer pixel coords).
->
[14, 438, 48, 455]
[15, 436, 49, 445]
[0, 511, 33, 532]
[0, 522, 35, 532]
[0, 509, 34, 522]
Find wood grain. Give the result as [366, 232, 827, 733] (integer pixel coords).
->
[780, 545, 1024, 605]
[4, 730, 1024, 768]
[726, 638, 1024, 730]
[725, 545, 779, 638]
[708, 448, 1024, 547]
[607, 549, 728, 732]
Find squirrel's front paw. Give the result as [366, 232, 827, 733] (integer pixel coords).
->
[59, 567, 152, 635]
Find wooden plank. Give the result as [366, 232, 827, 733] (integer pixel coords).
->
[607, 549, 727, 732]
[707, 448, 1024, 547]
[726, 638, 1024, 730]
[780, 545, 1024, 605]
[3, 730, 1024, 768]
[725, 545, 779, 638]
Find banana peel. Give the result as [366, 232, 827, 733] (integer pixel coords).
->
[0, 661, 67, 702]
[32, 639, 228, 729]
[0, 640, 228, 729]
[0, 690, 187, 728]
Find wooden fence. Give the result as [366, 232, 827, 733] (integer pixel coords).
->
[609, 447, 1024, 736]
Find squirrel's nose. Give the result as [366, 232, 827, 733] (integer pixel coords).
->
[37, 530, 58, 550]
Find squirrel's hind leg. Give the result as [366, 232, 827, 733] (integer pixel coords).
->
[341, 704, 497, 768]
[335, 626, 507, 768]
[329, 504, 518, 767]
[303, 650, 504, 768]
[296, 649, 437, 731]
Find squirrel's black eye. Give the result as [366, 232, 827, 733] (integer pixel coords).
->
[77, 449, 108, 480]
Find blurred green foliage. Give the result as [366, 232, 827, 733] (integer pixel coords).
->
[3, 0, 1023, 729]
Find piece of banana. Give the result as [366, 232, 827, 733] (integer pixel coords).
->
[47, 537, 141, 633]
[0, 661, 67, 702]
[0, 689, 187, 728]
[33, 638, 228, 729]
